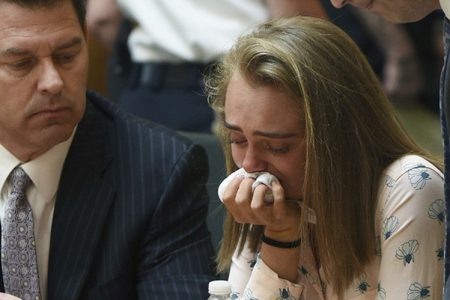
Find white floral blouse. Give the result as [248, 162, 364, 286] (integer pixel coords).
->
[228, 155, 444, 300]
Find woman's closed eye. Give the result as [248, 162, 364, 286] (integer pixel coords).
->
[228, 136, 291, 154]
[227, 131, 247, 145]
[264, 142, 290, 154]
[230, 138, 247, 145]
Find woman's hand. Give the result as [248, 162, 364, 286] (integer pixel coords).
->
[223, 176, 302, 282]
[222, 176, 301, 240]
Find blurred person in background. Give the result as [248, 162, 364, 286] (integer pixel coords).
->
[86, 0, 131, 103]
[87, 0, 437, 130]
[401, 11, 445, 114]
[267, 0, 434, 106]
[87, 0, 269, 133]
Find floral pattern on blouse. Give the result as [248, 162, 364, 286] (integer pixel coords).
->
[227, 155, 444, 299]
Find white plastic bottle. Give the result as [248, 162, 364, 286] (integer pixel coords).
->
[208, 280, 232, 300]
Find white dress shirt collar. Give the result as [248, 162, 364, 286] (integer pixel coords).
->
[0, 128, 76, 201]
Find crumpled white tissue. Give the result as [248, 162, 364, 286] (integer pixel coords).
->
[217, 168, 317, 224]
[218, 168, 279, 203]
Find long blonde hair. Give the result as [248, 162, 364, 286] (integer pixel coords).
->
[205, 16, 441, 297]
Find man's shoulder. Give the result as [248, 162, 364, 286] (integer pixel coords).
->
[86, 90, 194, 149]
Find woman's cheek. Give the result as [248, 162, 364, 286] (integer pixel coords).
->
[231, 148, 244, 167]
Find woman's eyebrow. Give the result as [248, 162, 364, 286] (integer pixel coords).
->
[224, 120, 299, 139]
[224, 120, 242, 132]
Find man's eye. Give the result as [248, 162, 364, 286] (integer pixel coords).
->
[9, 59, 33, 70]
[54, 52, 76, 64]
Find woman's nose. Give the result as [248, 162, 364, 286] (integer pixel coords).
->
[241, 148, 267, 173]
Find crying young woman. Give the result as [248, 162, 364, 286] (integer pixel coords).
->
[205, 16, 444, 300]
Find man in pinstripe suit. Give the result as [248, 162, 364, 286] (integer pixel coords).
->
[0, 0, 216, 299]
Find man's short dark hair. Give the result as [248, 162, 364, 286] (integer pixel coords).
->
[2, 0, 86, 29]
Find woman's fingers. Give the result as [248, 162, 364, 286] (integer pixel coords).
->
[234, 178, 256, 205]
[222, 176, 245, 222]
[251, 184, 272, 223]
[265, 181, 302, 236]
[271, 181, 287, 219]
[222, 177, 300, 229]
[223, 177, 257, 223]
[221, 176, 242, 203]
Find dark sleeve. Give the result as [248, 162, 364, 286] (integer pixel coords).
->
[136, 143, 217, 299]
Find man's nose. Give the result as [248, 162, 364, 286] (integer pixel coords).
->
[37, 61, 64, 95]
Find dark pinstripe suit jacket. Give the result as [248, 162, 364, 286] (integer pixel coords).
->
[0, 91, 216, 299]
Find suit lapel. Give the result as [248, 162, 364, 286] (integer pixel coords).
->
[47, 100, 115, 300]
